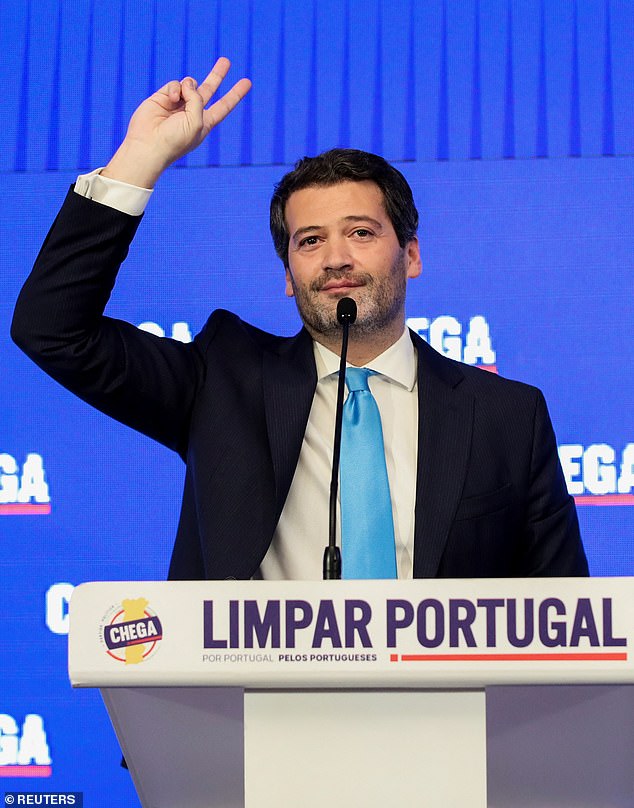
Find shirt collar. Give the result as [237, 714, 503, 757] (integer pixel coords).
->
[313, 327, 417, 391]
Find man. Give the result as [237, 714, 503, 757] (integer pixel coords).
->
[11, 59, 588, 580]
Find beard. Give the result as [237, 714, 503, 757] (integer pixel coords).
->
[288, 251, 409, 340]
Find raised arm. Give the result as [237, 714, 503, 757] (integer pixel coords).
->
[11, 60, 251, 456]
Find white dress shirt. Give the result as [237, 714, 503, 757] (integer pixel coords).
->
[74, 170, 419, 579]
[257, 335, 418, 579]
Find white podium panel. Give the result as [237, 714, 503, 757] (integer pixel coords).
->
[244, 690, 486, 808]
[68, 579, 634, 808]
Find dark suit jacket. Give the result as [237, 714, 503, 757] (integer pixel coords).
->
[11, 189, 589, 580]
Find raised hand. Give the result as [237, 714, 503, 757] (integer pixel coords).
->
[102, 58, 251, 188]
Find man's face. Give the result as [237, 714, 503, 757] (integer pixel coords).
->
[284, 180, 421, 340]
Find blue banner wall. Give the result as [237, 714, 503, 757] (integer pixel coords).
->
[2, 0, 633, 803]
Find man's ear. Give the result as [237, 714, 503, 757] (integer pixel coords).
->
[284, 266, 295, 297]
[406, 237, 422, 280]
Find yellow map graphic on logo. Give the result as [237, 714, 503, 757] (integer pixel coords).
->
[122, 597, 149, 665]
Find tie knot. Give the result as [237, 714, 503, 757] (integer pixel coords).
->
[345, 367, 373, 393]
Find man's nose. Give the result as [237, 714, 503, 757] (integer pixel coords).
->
[321, 237, 353, 271]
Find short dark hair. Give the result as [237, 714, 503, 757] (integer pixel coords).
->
[270, 148, 419, 266]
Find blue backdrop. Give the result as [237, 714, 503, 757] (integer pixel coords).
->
[2, 0, 633, 803]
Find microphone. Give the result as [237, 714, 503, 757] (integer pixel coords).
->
[336, 296, 357, 326]
[323, 297, 357, 580]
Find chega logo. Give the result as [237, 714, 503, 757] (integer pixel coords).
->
[559, 443, 634, 506]
[100, 598, 163, 664]
[0, 714, 51, 777]
[0, 453, 50, 515]
[407, 315, 497, 372]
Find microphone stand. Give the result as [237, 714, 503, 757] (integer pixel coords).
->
[323, 297, 357, 580]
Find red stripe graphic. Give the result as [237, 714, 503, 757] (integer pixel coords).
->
[397, 652, 627, 662]
[574, 494, 634, 506]
[0, 765, 52, 777]
[0, 504, 51, 515]
[478, 365, 498, 374]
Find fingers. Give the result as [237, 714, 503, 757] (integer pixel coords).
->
[181, 77, 202, 107]
[155, 57, 251, 110]
[203, 77, 252, 130]
[150, 79, 186, 111]
[197, 57, 232, 106]
[152, 76, 205, 120]
[148, 59, 251, 137]
[166, 80, 183, 103]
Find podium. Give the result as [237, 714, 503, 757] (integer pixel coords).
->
[69, 579, 634, 808]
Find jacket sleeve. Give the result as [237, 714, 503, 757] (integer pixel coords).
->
[520, 389, 589, 576]
[11, 187, 206, 457]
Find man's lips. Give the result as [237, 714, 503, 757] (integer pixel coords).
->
[319, 279, 366, 292]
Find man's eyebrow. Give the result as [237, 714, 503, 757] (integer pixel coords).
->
[291, 216, 385, 243]
[342, 215, 384, 229]
[291, 225, 322, 243]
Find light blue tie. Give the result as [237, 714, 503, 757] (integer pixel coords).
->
[340, 368, 397, 579]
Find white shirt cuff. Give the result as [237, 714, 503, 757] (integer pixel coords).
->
[74, 168, 153, 216]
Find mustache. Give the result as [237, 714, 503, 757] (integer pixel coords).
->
[310, 270, 373, 293]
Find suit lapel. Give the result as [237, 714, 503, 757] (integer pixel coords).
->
[412, 335, 474, 577]
[263, 328, 317, 523]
